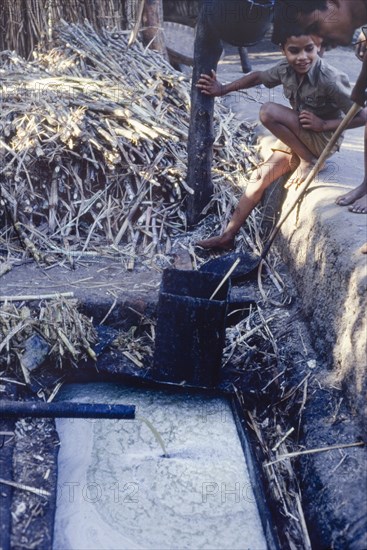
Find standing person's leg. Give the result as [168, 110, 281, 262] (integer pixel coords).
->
[336, 121, 367, 213]
[238, 47, 252, 73]
[197, 151, 293, 249]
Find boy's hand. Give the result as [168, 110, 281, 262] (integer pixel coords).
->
[355, 30, 367, 61]
[196, 70, 223, 96]
[299, 110, 325, 132]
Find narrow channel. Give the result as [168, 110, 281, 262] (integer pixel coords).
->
[53, 382, 267, 550]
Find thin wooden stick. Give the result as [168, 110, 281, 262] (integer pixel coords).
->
[271, 427, 295, 452]
[0, 477, 51, 497]
[0, 322, 28, 354]
[209, 258, 240, 300]
[127, 0, 145, 46]
[0, 292, 74, 302]
[99, 298, 117, 326]
[265, 441, 365, 467]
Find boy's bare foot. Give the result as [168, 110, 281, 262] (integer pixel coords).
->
[196, 234, 235, 250]
[285, 158, 320, 189]
[348, 194, 367, 214]
[336, 182, 367, 206]
[360, 243, 367, 254]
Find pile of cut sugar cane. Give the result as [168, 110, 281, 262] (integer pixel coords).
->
[0, 298, 97, 381]
[0, 20, 259, 267]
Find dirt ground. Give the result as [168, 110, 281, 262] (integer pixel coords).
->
[2, 238, 366, 549]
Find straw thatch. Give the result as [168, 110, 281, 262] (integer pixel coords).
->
[0, 297, 97, 379]
[0, 20, 258, 269]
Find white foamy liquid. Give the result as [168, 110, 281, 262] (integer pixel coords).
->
[53, 383, 267, 550]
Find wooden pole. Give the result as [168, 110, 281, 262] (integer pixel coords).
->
[186, 0, 274, 226]
[186, 3, 223, 226]
[142, 0, 168, 58]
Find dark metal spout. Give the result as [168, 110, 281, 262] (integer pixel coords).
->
[0, 401, 135, 419]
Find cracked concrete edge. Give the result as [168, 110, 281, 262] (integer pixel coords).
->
[254, 129, 367, 550]
[275, 164, 367, 435]
[218, 46, 366, 435]
[239, 106, 367, 435]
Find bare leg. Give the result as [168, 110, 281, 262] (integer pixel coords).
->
[238, 47, 252, 74]
[197, 151, 293, 250]
[336, 122, 367, 212]
[260, 102, 319, 186]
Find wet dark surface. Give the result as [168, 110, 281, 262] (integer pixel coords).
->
[199, 250, 261, 280]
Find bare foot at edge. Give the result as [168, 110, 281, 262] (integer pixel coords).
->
[196, 234, 235, 250]
[360, 243, 367, 254]
[285, 158, 320, 189]
[336, 183, 367, 206]
[348, 194, 367, 214]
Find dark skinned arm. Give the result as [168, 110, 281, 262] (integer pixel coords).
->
[299, 108, 367, 132]
[351, 50, 367, 107]
[196, 69, 263, 97]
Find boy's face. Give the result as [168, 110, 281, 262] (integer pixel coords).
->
[296, 0, 357, 46]
[282, 36, 320, 75]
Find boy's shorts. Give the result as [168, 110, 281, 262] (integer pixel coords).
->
[271, 127, 343, 159]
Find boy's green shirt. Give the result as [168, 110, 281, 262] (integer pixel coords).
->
[260, 57, 357, 120]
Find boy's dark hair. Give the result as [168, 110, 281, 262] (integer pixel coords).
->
[276, 24, 312, 47]
[272, 0, 329, 45]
